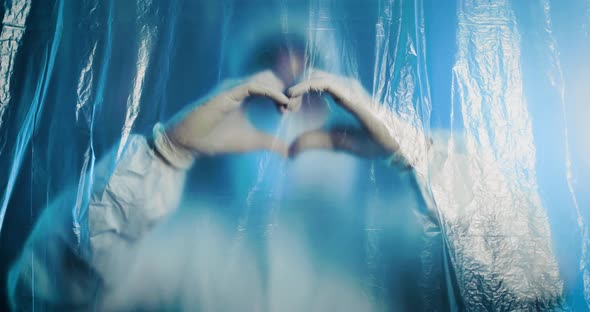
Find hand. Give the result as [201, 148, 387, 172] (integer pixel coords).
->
[286, 70, 412, 167]
[163, 71, 293, 160]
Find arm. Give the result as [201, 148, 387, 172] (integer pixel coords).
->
[286, 70, 431, 172]
[7, 134, 187, 310]
[286, 70, 437, 219]
[8, 70, 294, 310]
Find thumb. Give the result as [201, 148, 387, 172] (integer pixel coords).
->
[288, 129, 336, 158]
[252, 131, 289, 158]
[289, 127, 385, 158]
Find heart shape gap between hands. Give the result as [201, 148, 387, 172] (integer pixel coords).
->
[162, 70, 411, 168]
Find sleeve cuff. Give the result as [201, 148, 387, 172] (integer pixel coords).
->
[152, 123, 195, 169]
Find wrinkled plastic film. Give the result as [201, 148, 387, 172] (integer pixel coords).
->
[445, 0, 562, 309]
[1, 0, 589, 311]
[0, 0, 31, 229]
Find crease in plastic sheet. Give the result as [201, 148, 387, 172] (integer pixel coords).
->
[117, 0, 158, 160]
[0, 0, 32, 229]
[1, 0, 589, 311]
[370, 2, 441, 308]
[439, 0, 564, 309]
[72, 0, 114, 256]
[0, 0, 31, 131]
[1, 0, 61, 233]
[537, 0, 589, 306]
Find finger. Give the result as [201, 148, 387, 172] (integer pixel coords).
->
[300, 68, 335, 81]
[251, 70, 286, 90]
[289, 127, 385, 158]
[247, 83, 290, 108]
[248, 71, 290, 109]
[253, 132, 289, 158]
[287, 95, 303, 112]
[287, 72, 332, 112]
[288, 78, 332, 98]
[288, 129, 334, 158]
[289, 69, 341, 97]
[229, 71, 291, 109]
[288, 76, 364, 118]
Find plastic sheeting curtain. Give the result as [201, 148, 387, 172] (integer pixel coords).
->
[0, 0, 589, 311]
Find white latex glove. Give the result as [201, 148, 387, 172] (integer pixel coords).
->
[153, 71, 292, 169]
[287, 70, 439, 225]
[287, 70, 415, 168]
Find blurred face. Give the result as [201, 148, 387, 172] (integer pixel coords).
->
[273, 49, 304, 87]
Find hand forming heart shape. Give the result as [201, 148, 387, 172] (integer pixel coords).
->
[157, 69, 413, 170]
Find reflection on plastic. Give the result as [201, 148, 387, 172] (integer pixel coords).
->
[1, 0, 589, 311]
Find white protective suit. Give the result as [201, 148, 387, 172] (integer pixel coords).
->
[7, 71, 564, 309]
[7, 132, 379, 311]
[8, 134, 186, 310]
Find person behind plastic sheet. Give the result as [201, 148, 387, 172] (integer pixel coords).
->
[6, 38, 433, 310]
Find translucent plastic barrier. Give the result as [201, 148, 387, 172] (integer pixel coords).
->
[1, 0, 589, 310]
